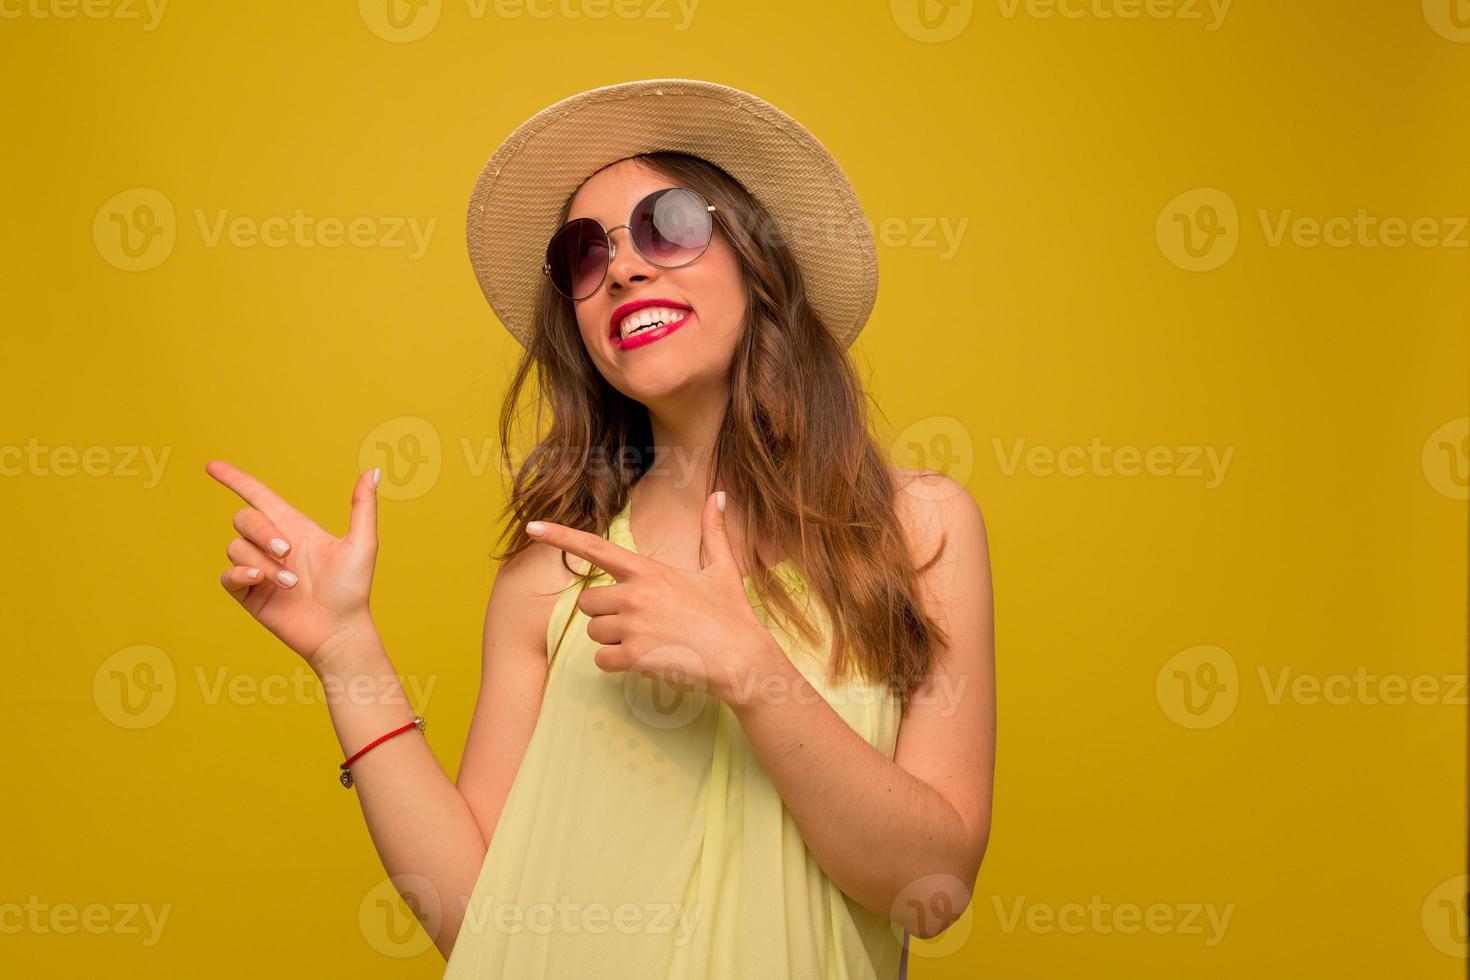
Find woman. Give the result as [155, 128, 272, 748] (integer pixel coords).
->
[206, 78, 995, 979]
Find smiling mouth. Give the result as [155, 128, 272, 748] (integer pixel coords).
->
[614, 309, 695, 350]
[613, 305, 693, 342]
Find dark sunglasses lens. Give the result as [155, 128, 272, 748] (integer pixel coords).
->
[633, 188, 712, 267]
[546, 218, 607, 299]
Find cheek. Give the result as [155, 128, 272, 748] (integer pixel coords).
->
[576, 307, 605, 346]
[700, 244, 747, 321]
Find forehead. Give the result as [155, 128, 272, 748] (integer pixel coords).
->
[566, 158, 674, 224]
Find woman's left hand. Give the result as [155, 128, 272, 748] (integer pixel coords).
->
[524, 490, 776, 704]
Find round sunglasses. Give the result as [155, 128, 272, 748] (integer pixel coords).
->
[542, 187, 718, 301]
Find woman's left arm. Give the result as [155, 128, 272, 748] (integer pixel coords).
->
[727, 472, 996, 939]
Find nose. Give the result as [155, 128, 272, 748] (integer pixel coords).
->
[604, 224, 657, 293]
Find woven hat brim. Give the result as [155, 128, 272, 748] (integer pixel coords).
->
[466, 78, 878, 350]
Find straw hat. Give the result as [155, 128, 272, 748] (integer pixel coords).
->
[465, 78, 879, 350]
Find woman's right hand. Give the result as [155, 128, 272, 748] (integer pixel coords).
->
[206, 459, 382, 673]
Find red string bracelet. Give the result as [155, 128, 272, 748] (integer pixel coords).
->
[339, 715, 426, 788]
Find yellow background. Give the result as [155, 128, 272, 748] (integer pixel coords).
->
[2, 0, 1466, 976]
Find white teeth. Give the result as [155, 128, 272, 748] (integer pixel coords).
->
[618, 306, 689, 340]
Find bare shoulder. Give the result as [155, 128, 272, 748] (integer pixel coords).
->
[486, 538, 592, 657]
[886, 466, 988, 576]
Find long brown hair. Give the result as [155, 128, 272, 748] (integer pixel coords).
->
[489, 151, 948, 705]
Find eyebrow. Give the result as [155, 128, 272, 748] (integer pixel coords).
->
[567, 186, 676, 226]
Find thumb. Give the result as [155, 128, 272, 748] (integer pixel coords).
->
[699, 489, 737, 574]
[347, 467, 380, 548]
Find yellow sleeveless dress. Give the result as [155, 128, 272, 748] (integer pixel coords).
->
[442, 496, 909, 979]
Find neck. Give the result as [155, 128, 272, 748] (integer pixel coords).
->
[626, 385, 763, 571]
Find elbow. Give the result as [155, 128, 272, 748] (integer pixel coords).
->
[894, 873, 973, 940]
[894, 827, 991, 941]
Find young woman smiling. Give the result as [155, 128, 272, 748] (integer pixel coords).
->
[207, 78, 995, 980]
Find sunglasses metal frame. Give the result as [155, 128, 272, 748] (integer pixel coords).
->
[541, 187, 719, 301]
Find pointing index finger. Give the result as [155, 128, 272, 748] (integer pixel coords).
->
[204, 459, 302, 526]
[530, 521, 644, 581]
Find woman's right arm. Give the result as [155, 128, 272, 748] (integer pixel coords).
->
[313, 537, 561, 958]
[205, 459, 567, 959]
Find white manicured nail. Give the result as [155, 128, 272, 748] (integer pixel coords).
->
[246, 568, 261, 580]
[277, 570, 298, 587]
[270, 538, 289, 556]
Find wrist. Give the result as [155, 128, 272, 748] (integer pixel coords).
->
[311, 613, 383, 678]
[721, 633, 794, 715]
